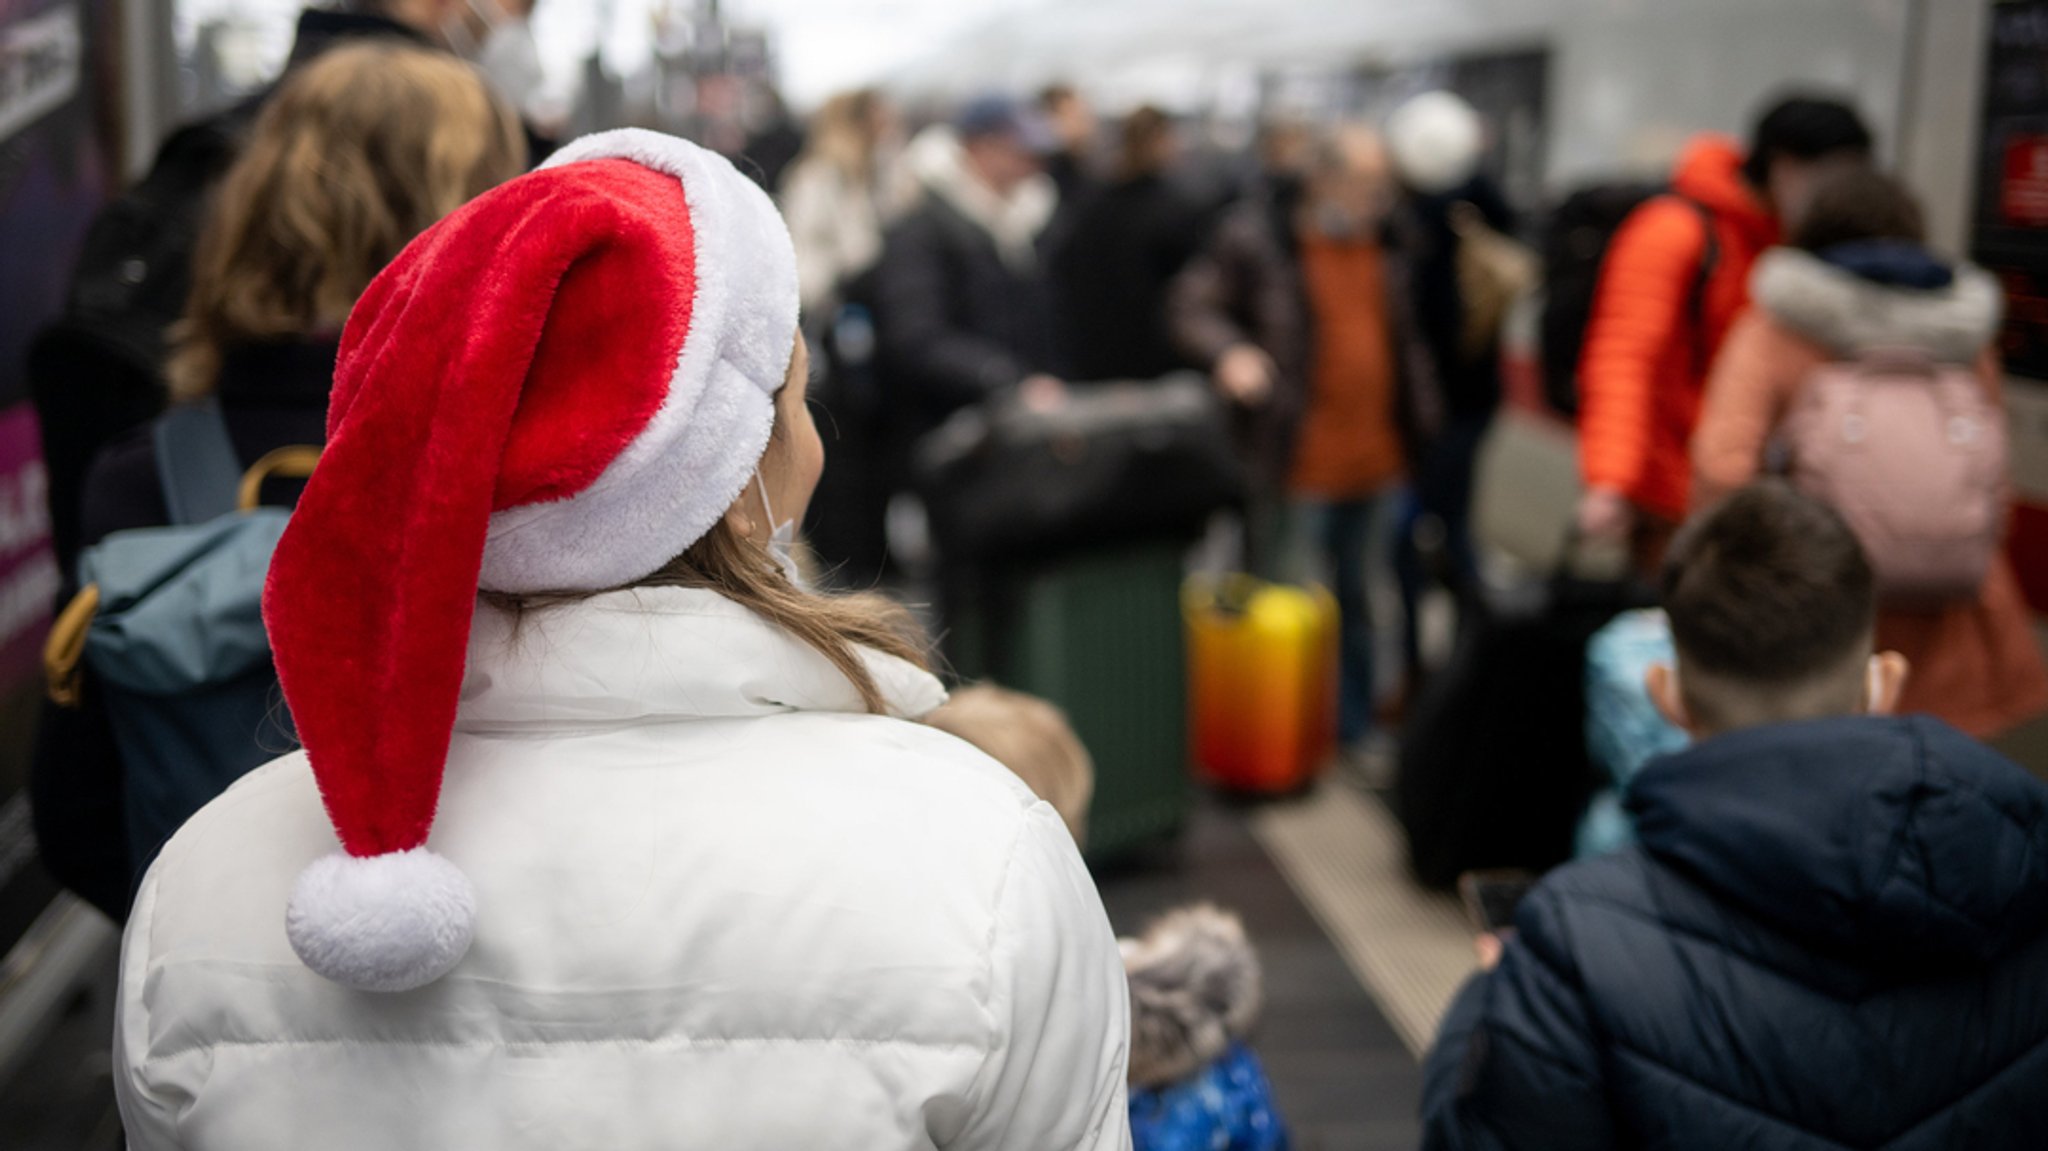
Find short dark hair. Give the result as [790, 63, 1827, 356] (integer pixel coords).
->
[1663, 481, 1875, 690]
[1119, 105, 1174, 178]
[1039, 83, 1078, 111]
[1742, 94, 1874, 189]
[1792, 166, 1926, 252]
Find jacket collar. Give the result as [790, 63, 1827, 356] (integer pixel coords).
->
[1752, 246, 2002, 361]
[287, 8, 431, 67]
[1670, 135, 1777, 250]
[906, 127, 1056, 271]
[1627, 716, 2048, 972]
[455, 586, 947, 734]
[1820, 239, 1954, 289]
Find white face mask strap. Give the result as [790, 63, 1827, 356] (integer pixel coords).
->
[755, 469, 776, 535]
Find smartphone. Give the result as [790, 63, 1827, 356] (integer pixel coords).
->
[1458, 870, 1538, 935]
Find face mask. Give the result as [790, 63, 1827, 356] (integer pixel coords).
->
[755, 469, 804, 589]
[443, 0, 509, 60]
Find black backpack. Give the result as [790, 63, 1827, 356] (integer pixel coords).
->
[1538, 183, 1718, 418]
[1396, 554, 1655, 888]
[27, 106, 256, 577]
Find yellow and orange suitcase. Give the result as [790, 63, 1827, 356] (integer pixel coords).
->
[1184, 574, 1340, 793]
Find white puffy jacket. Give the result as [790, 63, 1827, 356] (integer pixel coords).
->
[114, 587, 1132, 1150]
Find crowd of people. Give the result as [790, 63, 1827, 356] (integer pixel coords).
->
[13, 0, 2048, 1147]
[772, 81, 1519, 767]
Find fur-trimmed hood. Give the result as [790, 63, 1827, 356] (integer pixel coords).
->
[903, 124, 1057, 271]
[1121, 904, 1263, 1088]
[1751, 247, 2003, 362]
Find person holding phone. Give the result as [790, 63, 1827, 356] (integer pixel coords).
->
[1420, 481, 2048, 1150]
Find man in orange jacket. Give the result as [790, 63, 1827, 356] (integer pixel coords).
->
[1575, 95, 1872, 570]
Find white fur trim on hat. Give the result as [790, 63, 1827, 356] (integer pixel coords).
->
[1385, 91, 1483, 195]
[286, 848, 478, 992]
[478, 128, 801, 594]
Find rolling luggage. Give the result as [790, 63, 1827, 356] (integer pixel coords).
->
[913, 374, 1246, 563]
[1395, 548, 1650, 887]
[946, 543, 1191, 861]
[1184, 574, 1338, 793]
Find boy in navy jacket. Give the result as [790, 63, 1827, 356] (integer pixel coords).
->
[1422, 480, 2048, 1150]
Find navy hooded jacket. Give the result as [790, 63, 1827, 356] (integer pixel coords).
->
[1421, 717, 2048, 1150]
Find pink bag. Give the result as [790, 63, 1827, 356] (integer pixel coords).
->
[1783, 348, 2007, 605]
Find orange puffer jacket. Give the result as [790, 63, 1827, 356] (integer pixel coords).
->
[1577, 136, 1778, 521]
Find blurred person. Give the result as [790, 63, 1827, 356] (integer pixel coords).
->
[1123, 905, 1288, 1151]
[113, 129, 1131, 1149]
[1170, 124, 1426, 750]
[1254, 117, 1315, 200]
[742, 87, 807, 194]
[1421, 480, 2048, 1150]
[875, 94, 1069, 434]
[1040, 83, 1101, 206]
[29, 0, 498, 586]
[29, 43, 525, 924]
[1383, 90, 1518, 687]
[1053, 106, 1209, 381]
[1693, 167, 2048, 737]
[1574, 94, 1872, 574]
[781, 89, 903, 321]
[476, 0, 561, 133]
[781, 88, 906, 586]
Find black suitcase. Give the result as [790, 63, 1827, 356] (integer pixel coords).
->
[1395, 559, 1653, 888]
[912, 374, 1246, 563]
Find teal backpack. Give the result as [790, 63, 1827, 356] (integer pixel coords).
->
[46, 400, 317, 872]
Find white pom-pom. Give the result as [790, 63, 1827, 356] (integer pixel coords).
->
[286, 848, 477, 992]
[1385, 90, 1484, 194]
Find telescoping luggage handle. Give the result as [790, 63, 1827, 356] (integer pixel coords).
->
[42, 404, 319, 707]
[1548, 522, 1660, 616]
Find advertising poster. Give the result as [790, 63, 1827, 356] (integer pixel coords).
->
[1976, 1, 2048, 381]
[0, 0, 117, 944]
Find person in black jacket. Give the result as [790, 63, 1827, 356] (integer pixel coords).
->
[1052, 106, 1208, 382]
[29, 0, 543, 584]
[30, 44, 524, 921]
[1421, 480, 2048, 1150]
[1382, 91, 1516, 687]
[874, 95, 1068, 436]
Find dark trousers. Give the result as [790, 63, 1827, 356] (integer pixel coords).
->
[1396, 414, 1491, 676]
[1303, 496, 1394, 745]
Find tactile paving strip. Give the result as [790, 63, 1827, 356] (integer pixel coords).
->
[1249, 783, 1476, 1057]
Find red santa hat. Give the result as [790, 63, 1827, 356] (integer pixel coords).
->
[266, 129, 799, 992]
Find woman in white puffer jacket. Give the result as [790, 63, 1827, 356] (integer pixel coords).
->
[112, 126, 1131, 1151]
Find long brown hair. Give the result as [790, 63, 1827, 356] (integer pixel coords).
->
[1791, 165, 1925, 254]
[801, 89, 884, 181]
[167, 42, 526, 400]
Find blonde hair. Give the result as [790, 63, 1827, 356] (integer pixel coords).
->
[624, 523, 932, 715]
[925, 684, 1093, 845]
[801, 89, 883, 181]
[167, 42, 526, 400]
[482, 517, 932, 718]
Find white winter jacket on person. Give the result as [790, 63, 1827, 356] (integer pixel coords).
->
[113, 586, 1132, 1150]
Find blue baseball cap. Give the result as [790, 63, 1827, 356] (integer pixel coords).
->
[955, 94, 1061, 154]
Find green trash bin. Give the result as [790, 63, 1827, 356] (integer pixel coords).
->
[945, 543, 1191, 862]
